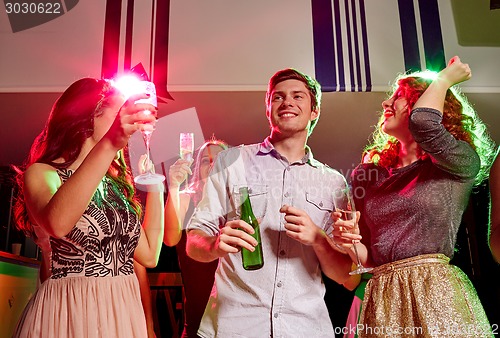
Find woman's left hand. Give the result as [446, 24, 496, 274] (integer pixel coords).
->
[439, 56, 471, 88]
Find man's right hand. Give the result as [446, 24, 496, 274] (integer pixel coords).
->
[215, 220, 258, 257]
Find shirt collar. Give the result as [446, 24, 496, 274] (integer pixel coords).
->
[258, 137, 320, 168]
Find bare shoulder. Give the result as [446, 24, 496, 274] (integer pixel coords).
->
[24, 163, 62, 193]
[25, 162, 59, 179]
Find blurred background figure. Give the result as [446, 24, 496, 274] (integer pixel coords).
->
[165, 138, 228, 337]
[489, 147, 500, 263]
[341, 266, 371, 338]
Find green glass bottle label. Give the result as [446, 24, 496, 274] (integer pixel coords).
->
[239, 187, 264, 270]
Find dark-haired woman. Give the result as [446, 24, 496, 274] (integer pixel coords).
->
[12, 78, 164, 337]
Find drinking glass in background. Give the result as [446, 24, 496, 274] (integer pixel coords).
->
[180, 132, 194, 192]
[12, 243, 22, 256]
[180, 132, 194, 161]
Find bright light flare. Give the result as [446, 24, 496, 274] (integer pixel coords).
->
[112, 75, 157, 107]
[112, 75, 143, 99]
[417, 70, 439, 81]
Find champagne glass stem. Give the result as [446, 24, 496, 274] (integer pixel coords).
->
[143, 131, 153, 174]
[349, 240, 373, 275]
[134, 128, 165, 186]
[352, 241, 363, 268]
[182, 177, 189, 192]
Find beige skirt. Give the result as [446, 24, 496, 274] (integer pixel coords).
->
[358, 254, 493, 337]
[13, 274, 147, 338]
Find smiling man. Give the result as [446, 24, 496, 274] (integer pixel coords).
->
[186, 69, 353, 337]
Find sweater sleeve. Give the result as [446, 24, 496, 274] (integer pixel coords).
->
[409, 107, 480, 181]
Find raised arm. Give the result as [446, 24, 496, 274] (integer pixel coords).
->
[413, 56, 471, 112]
[24, 95, 156, 239]
[163, 159, 192, 246]
[409, 56, 479, 179]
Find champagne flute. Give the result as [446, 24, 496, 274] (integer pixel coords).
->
[135, 120, 165, 185]
[333, 186, 373, 275]
[179, 132, 194, 192]
[113, 77, 165, 185]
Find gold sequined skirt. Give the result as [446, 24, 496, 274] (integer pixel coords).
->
[358, 254, 492, 337]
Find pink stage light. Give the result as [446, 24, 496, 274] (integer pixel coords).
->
[112, 75, 143, 100]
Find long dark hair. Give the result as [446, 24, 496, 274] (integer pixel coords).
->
[13, 78, 142, 237]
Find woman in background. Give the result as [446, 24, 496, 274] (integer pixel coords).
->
[342, 267, 371, 338]
[134, 139, 228, 337]
[12, 78, 164, 337]
[334, 57, 495, 337]
[164, 138, 228, 337]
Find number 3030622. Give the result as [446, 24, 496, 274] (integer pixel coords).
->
[5, 2, 62, 14]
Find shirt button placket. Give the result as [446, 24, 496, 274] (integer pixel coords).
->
[283, 166, 293, 206]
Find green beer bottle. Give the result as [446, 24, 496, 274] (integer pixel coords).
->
[239, 187, 264, 270]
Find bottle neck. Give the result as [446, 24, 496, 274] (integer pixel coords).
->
[239, 187, 252, 214]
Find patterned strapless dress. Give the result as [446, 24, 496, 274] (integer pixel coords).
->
[13, 169, 147, 338]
